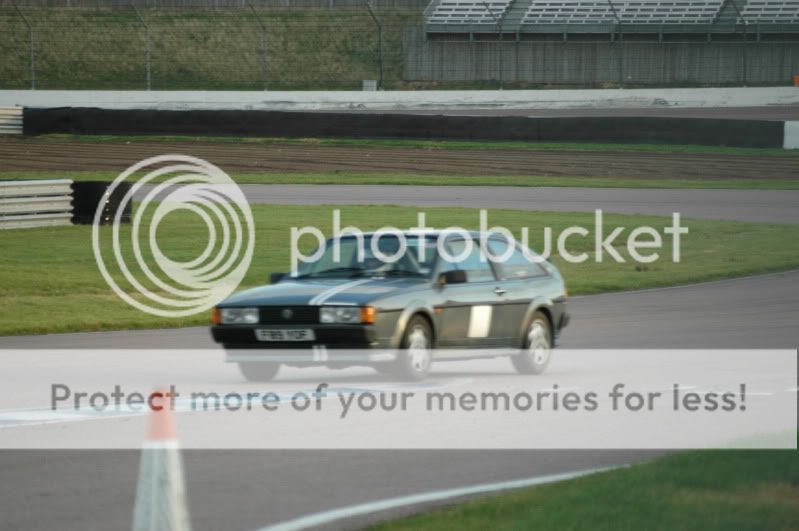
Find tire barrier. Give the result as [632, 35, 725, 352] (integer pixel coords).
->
[23, 107, 787, 148]
[71, 180, 132, 225]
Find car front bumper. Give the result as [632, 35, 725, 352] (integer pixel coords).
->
[211, 324, 393, 363]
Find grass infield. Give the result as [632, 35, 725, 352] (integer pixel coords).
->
[1, 205, 798, 336]
[2, 171, 798, 191]
[371, 447, 799, 531]
[39, 134, 799, 157]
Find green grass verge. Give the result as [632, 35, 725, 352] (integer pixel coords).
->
[2, 171, 797, 190]
[39, 134, 799, 158]
[0, 8, 420, 90]
[1, 205, 798, 336]
[371, 448, 799, 531]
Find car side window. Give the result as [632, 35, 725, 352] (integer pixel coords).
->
[486, 238, 548, 280]
[443, 238, 496, 283]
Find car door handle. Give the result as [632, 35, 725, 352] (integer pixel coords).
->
[494, 287, 507, 296]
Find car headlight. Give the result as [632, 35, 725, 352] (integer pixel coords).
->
[320, 306, 375, 324]
[220, 307, 259, 324]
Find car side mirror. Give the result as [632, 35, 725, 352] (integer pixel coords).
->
[269, 272, 285, 284]
[437, 270, 467, 285]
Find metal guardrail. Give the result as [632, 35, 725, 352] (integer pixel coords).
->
[0, 107, 23, 135]
[0, 179, 74, 229]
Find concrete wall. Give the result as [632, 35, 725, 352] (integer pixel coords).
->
[404, 28, 799, 85]
[2, 87, 798, 111]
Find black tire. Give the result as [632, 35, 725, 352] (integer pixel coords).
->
[511, 311, 552, 375]
[391, 315, 434, 381]
[238, 362, 280, 382]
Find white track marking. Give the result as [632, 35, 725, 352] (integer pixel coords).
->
[638, 385, 697, 393]
[257, 466, 622, 531]
[535, 386, 580, 393]
[0, 378, 474, 430]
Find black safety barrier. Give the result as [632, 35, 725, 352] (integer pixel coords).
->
[24, 107, 786, 148]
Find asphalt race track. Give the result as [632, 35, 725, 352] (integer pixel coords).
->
[180, 184, 799, 223]
[2, 270, 797, 352]
[0, 270, 797, 530]
[2, 127, 798, 530]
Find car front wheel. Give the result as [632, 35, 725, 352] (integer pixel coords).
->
[391, 315, 433, 381]
[238, 361, 280, 382]
[511, 311, 552, 375]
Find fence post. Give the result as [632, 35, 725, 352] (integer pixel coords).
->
[248, 0, 269, 90]
[482, 1, 503, 88]
[13, 2, 35, 90]
[133, 5, 152, 91]
[366, 0, 384, 89]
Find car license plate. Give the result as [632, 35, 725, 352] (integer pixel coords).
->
[255, 328, 315, 342]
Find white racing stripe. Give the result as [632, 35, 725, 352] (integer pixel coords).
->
[308, 279, 373, 306]
[257, 466, 622, 531]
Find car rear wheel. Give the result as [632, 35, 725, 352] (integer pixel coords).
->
[511, 311, 552, 375]
[238, 362, 280, 382]
[391, 315, 433, 381]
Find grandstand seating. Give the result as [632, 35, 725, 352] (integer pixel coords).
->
[740, 1, 799, 24]
[521, 0, 724, 26]
[613, 0, 724, 24]
[427, 0, 514, 24]
[521, 1, 616, 24]
[615, 0, 724, 24]
[426, 0, 799, 30]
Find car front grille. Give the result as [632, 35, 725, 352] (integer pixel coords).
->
[259, 306, 319, 325]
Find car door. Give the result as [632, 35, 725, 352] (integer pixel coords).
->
[485, 237, 552, 347]
[434, 236, 501, 349]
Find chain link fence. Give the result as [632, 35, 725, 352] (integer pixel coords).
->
[0, 4, 423, 89]
[1, 1, 796, 90]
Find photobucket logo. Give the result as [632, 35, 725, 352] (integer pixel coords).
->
[290, 209, 688, 273]
[92, 155, 255, 318]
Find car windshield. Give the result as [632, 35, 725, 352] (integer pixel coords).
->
[294, 235, 438, 279]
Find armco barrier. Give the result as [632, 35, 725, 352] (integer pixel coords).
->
[0, 179, 132, 229]
[23, 107, 785, 148]
[0, 179, 73, 229]
[0, 107, 23, 135]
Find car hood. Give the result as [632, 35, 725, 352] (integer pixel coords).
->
[219, 276, 428, 307]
